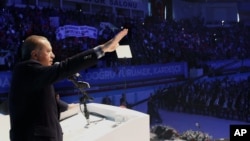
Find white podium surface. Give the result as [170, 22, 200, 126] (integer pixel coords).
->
[61, 103, 150, 141]
[0, 114, 10, 141]
[0, 103, 150, 141]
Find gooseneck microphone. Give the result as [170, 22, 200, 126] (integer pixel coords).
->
[68, 72, 81, 81]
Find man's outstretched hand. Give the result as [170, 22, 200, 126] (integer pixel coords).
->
[101, 28, 128, 53]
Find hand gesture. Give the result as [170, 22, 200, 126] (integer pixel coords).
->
[101, 28, 128, 53]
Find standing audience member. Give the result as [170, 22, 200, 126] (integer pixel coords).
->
[102, 95, 113, 105]
[147, 95, 162, 124]
[8, 29, 128, 141]
[120, 93, 130, 108]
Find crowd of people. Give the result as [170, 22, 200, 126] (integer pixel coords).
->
[151, 76, 250, 122]
[1, 5, 250, 71]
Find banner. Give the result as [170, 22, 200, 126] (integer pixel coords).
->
[206, 59, 250, 70]
[100, 22, 119, 31]
[0, 63, 188, 95]
[99, 22, 119, 33]
[53, 62, 188, 89]
[56, 25, 98, 40]
[64, 0, 146, 10]
[83, 62, 187, 83]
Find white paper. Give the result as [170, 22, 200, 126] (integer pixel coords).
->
[116, 45, 132, 58]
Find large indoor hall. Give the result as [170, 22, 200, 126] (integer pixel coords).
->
[1, 0, 250, 141]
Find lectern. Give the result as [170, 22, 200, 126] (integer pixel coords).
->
[61, 103, 150, 141]
[0, 103, 150, 141]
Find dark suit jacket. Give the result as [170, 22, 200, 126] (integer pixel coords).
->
[9, 49, 98, 141]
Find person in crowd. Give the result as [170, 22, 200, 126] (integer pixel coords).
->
[120, 93, 130, 108]
[102, 95, 112, 105]
[147, 95, 162, 124]
[120, 101, 127, 108]
[8, 28, 128, 141]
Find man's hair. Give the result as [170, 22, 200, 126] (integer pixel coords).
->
[21, 35, 47, 61]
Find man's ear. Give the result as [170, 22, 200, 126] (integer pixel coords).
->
[31, 50, 38, 59]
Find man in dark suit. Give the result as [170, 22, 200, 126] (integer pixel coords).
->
[8, 29, 128, 141]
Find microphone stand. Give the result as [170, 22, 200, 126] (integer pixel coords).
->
[80, 90, 91, 125]
[68, 76, 105, 127]
[68, 77, 92, 125]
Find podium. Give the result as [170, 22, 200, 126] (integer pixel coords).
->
[61, 103, 150, 141]
[0, 114, 10, 141]
[0, 103, 150, 141]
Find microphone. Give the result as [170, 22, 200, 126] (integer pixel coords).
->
[54, 62, 81, 81]
[54, 62, 60, 65]
[76, 81, 90, 89]
[67, 72, 81, 81]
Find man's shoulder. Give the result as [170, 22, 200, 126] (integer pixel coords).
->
[15, 60, 41, 68]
